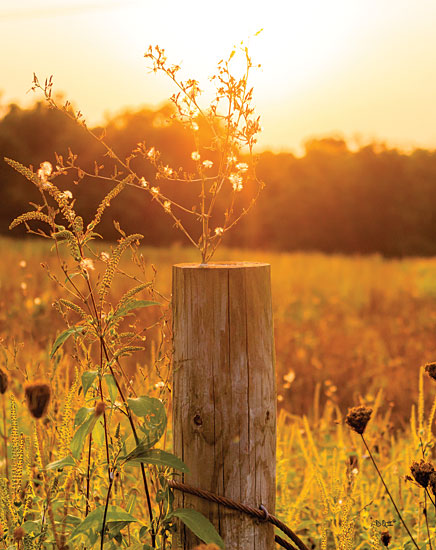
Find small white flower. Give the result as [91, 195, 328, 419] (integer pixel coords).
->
[163, 200, 171, 212]
[139, 177, 148, 188]
[80, 258, 95, 271]
[147, 147, 156, 159]
[19, 260, 27, 268]
[227, 155, 237, 164]
[214, 227, 224, 236]
[229, 173, 243, 191]
[63, 190, 73, 199]
[351, 468, 359, 475]
[236, 162, 248, 172]
[34, 297, 41, 305]
[151, 186, 160, 196]
[191, 151, 200, 161]
[100, 252, 110, 262]
[162, 165, 173, 177]
[202, 160, 213, 169]
[192, 122, 199, 131]
[40, 161, 52, 177]
[20, 282, 27, 290]
[154, 381, 165, 389]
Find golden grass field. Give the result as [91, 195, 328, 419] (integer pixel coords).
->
[2, 235, 436, 548]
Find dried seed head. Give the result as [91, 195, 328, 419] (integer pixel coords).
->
[95, 401, 106, 417]
[425, 362, 436, 381]
[0, 369, 8, 394]
[13, 526, 25, 542]
[410, 459, 435, 488]
[429, 472, 436, 496]
[345, 406, 372, 434]
[24, 382, 51, 419]
[380, 531, 391, 547]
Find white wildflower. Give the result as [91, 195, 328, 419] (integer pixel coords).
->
[191, 151, 200, 161]
[34, 297, 41, 306]
[100, 252, 110, 262]
[63, 190, 73, 199]
[202, 160, 213, 169]
[80, 258, 95, 271]
[20, 282, 27, 291]
[214, 227, 224, 236]
[154, 381, 165, 389]
[40, 161, 52, 177]
[229, 173, 243, 191]
[151, 186, 160, 196]
[147, 147, 156, 159]
[19, 260, 26, 268]
[139, 177, 148, 188]
[192, 121, 199, 131]
[162, 165, 173, 177]
[163, 200, 171, 212]
[236, 162, 248, 172]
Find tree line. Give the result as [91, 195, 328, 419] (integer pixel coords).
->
[2, 100, 436, 256]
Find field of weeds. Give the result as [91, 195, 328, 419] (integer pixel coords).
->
[2, 236, 436, 548]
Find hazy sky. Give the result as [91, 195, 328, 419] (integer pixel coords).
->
[1, 0, 436, 154]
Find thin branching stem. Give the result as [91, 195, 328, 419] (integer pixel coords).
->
[361, 435, 420, 550]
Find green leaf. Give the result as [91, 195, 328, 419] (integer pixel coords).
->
[69, 505, 137, 544]
[82, 370, 98, 397]
[50, 325, 85, 358]
[127, 396, 167, 448]
[113, 299, 160, 321]
[104, 373, 118, 403]
[92, 417, 105, 447]
[170, 508, 224, 549]
[70, 413, 98, 459]
[74, 406, 93, 427]
[47, 456, 76, 470]
[124, 447, 188, 472]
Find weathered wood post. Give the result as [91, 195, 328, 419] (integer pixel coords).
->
[172, 262, 276, 549]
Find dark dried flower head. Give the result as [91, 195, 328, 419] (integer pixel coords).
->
[410, 459, 435, 488]
[94, 401, 105, 417]
[13, 526, 25, 542]
[0, 369, 8, 394]
[380, 531, 391, 547]
[429, 471, 436, 496]
[425, 362, 436, 381]
[24, 382, 51, 419]
[345, 406, 372, 434]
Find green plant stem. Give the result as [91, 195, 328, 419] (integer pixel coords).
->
[423, 490, 433, 550]
[85, 433, 93, 517]
[99, 336, 156, 548]
[361, 435, 420, 550]
[100, 470, 114, 550]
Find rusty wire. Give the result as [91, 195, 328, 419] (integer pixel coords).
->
[168, 479, 310, 550]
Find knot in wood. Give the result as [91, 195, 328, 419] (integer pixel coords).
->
[193, 413, 203, 426]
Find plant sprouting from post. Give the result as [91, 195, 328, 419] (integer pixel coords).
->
[28, 38, 263, 264]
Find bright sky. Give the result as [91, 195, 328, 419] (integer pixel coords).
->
[1, 0, 436, 154]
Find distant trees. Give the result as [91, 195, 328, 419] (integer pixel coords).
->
[2, 100, 436, 256]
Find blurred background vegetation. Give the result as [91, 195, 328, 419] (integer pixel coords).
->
[3, 99, 436, 257]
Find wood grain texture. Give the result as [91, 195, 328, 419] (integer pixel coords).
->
[172, 262, 276, 549]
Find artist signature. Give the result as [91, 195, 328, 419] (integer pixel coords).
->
[363, 519, 396, 530]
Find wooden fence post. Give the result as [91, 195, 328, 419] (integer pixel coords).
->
[172, 262, 276, 550]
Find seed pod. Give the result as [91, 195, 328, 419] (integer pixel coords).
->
[24, 382, 51, 419]
[380, 531, 391, 547]
[13, 526, 25, 542]
[345, 406, 372, 434]
[94, 401, 106, 417]
[0, 369, 8, 394]
[425, 362, 436, 381]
